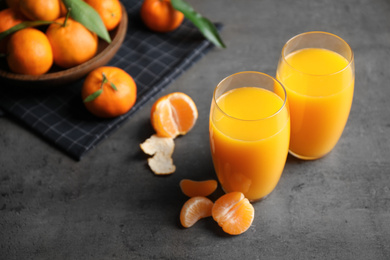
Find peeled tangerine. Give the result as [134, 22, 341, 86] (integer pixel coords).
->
[212, 192, 255, 235]
[151, 92, 198, 138]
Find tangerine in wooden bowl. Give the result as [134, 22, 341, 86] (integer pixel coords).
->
[0, 3, 127, 90]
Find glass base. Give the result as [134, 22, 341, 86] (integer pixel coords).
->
[288, 150, 326, 160]
[249, 193, 270, 203]
[221, 187, 272, 203]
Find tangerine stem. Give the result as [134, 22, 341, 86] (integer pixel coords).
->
[101, 72, 109, 87]
[102, 72, 118, 91]
[83, 72, 108, 103]
[63, 7, 71, 27]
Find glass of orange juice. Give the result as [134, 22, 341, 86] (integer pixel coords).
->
[276, 31, 355, 160]
[209, 71, 290, 201]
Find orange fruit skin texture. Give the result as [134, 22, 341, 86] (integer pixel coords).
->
[151, 92, 198, 138]
[212, 192, 255, 235]
[7, 28, 53, 75]
[0, 8, 24, 32]
[85, 0, 122, 31]
[180, 197, 213, 228]
[0, 8, 25, 53]
[46, 17, 98, 69]
[141, 0, 184, 33]
[19, 0, 61, 21]
[82, 66, 137, 118]
[180, 179, 218, 197]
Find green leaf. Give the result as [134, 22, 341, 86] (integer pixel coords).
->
[62, 0, 111, 43]
[0, 21, 53, 41]
[171, 0, 226, 48]
[109, 82, 118, 91]
[83, 89, 103, 103]
[102, 72, 118, 91]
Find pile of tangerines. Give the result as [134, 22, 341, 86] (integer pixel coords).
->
[0, 0, 122, 75]
[0, 0, 189, 118]
[0, 0, 189, 76]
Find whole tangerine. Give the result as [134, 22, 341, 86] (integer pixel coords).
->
[0, 8, 25, 53]
[82, 66, 137, 118]
[84, 0, 122, 31]
[7, 28, 53, 75]
[141, 0, 184, 33]
[19, 0, 61, 21]
[46, 16, 98, 68]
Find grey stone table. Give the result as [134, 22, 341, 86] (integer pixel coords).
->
[1, 0, 389, 259]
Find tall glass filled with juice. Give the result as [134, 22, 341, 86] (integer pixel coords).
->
[209, 72, 290, 201]
[276, 31, 355, 160]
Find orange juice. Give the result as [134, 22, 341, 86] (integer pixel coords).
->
[210, 86, 290, 201]
[277, 47, 354, 159]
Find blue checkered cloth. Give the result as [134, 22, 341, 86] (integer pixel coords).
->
[0, 0, 220, 160]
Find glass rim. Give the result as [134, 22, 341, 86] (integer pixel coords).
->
[281, 31, 355, 77]
[213, 71, 288, 122]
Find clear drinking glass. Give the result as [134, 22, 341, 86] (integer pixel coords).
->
[276, 31, 355, 160]
[209, 71, 290, 201]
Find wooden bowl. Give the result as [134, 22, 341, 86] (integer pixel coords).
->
[0, 3, 128, 89]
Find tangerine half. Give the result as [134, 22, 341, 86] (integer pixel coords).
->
[151, 92, 198, 138]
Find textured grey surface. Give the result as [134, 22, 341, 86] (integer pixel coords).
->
[1, 0, 390, 259]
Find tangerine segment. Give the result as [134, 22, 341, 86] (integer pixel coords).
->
[180, 197, 213, 228]
[212, 192, 254, 235]
[151, 92, 198, 138]
[180, 179, 218, 197]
